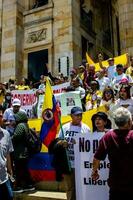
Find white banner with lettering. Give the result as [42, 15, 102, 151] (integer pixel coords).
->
[74, 132, 109, 200]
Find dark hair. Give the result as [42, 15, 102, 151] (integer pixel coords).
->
[102, 86, 115, 101]
[65, 86, 75, 92]
[0, 105, 4, 113]
[90, 80, 100, 90]
[130, 56, 133, 61]
[91, 112, 112, 132]
[119, 85, 131, 99]
[116, 64, 123, 69]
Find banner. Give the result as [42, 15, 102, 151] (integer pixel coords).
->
[52, 82, 70, 93]
[12, 90, 37, 118]
[11, 83, 70, 119]
[86, 53, 128, 71]
[28, 106, 106, 132]
[74, 133, 109, 200]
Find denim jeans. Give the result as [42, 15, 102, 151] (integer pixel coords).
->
[0, 179, 13, 200]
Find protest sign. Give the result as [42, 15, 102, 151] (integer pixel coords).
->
[38, 91, 82, 117]
[74, 133, 109, 200]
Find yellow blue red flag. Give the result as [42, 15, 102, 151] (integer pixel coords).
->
[40, 78, 60, 147]
[28, 78, 60, 181]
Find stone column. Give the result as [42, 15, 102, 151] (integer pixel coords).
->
[0, 0, 24, 82]
[0, 0, 3, 79]
[53, 0, 73, 75]
[117, 0, 133, 54]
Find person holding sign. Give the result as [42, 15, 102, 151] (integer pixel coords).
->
[91, 107, 133, 200]
[57, 106, 91, 200]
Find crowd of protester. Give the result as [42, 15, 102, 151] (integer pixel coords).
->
[0, 53, 133, 200]
[0, 54, 133, 117]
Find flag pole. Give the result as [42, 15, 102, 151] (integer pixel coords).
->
[57, 109, 71, 172]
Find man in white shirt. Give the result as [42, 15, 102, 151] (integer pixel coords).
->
[3, 98, 26, 135]
[58, 106, 91, 200]
[98, 54, 116, 80]
[106, 58, 116, 80]
[96, 69, 110, 91]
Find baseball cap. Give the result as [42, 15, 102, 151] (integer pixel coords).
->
[12, 98, 21, 106]
[71, 106, 83, 115]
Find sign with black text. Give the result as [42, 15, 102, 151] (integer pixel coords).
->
[74, 132, 109, 200]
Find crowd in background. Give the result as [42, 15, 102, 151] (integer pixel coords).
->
[0, 53, 133, 122]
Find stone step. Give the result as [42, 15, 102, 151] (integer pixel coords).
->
[14, 191, 67, 200]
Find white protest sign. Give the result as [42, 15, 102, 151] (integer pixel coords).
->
[55, 91, 82, 115]
[37, 91, 82, 118]
[74, 132, 109, 200]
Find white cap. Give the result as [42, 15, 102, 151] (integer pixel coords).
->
[12, 98, 21, 106]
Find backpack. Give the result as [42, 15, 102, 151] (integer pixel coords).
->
[25, 128, 42, 154]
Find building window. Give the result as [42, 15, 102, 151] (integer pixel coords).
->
[32, 0, 48, 9]
[81, 36, 93, 60]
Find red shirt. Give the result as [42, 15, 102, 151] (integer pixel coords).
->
[94, 129, 133, 191]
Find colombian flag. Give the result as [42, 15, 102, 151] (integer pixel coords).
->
[40, 78, 60, 147]
[28, 78, 60, 181]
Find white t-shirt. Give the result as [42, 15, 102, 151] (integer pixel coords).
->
[116, 98, 133, 115]
[96, 77, 110, 91]
[92, 131, 105, 140]
[58, 122, 91, 168]
[0, 128, 13, 184]
[3, 108, 26, 135]
[107, 65, 116, 80]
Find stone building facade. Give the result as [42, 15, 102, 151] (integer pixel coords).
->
[0, 0, 132, 82]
